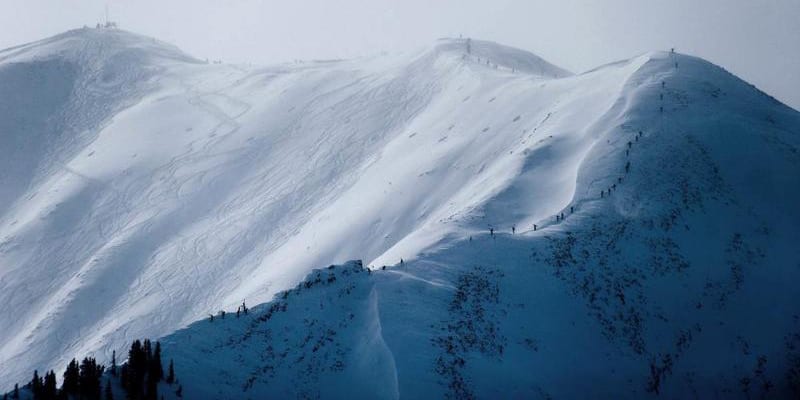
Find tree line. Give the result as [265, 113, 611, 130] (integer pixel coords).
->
[3, 339, 181, 400]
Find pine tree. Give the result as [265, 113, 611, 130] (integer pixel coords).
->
[104, 379, 114, 400]
[43, 371, 57, 400]
[31, 369, 42, 399]
[126, 340, 146, 399]
[111, 350, 118, 376]
[143, 340, 152, 363]
[12, 384, 18, 399]
[79, 357, 104, 400]
[119, 364, 129, 391]
[165, 360, 175, 384]
[62, 359, 80, 396]
[151, 342, 163, 381]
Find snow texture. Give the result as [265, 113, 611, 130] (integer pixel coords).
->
[1, 28, 799, 398]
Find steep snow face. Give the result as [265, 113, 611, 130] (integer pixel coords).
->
[1, 29, 797, 391]
[0, 31, 593, 386]
[158, 53, 800, 399]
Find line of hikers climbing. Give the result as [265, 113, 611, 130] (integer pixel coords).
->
[471, 121, 648, 241]
[549, 123, 649, 229]
[465, 67, 676, 242]
[473, 224, 517, 241]
[533, 64, 672, 231]
[208, 300, 249, 322]
[600, 129, 643, 201]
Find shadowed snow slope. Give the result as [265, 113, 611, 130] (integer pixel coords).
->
[160, 53, 800, 398]
[1, 29, 799, 396]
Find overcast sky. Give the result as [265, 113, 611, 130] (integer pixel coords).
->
[2, 0, 799, 109]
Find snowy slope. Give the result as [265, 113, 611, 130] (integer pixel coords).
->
[0, 29, 583, 385]
[158, 52, 800, 398]
[1, 28, 798, 395]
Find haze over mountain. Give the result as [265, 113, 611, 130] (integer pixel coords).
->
[1, 28, 798, 398]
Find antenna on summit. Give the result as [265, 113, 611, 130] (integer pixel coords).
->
[99, 3, 118, 29]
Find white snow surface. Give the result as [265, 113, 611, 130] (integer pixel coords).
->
[158, 48, 800, 398]
[1, 28, 799, 396]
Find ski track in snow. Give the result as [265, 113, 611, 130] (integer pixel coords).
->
[1, 29, 799, 397]
[155, 49, 800, 398]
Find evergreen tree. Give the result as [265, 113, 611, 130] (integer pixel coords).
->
[12, 384, 18, 399]
[144, 341, 162, 400]
[111, 350, 118, 376]
[78, 357, 104, 400]
[119, 364, 129, 392]
[31, 369, 42, 399]
[125, 340, 148, 399]
[104, 379, 114, 400]
[150, 342, 163, 381]
[62, 359, 80, 396]
[165, 360, 175, 384]
[43, 371, 57, 400]
[143, 340, 152, 363]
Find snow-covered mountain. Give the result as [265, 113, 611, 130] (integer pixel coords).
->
[1, 27, 799, 397]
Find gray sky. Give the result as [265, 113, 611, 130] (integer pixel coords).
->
[2, 0, 799, 110]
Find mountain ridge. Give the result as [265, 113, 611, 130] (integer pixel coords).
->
[0, 28, 198, 65]
[0, 28, 798, 396]
[154, 46, 800, 398]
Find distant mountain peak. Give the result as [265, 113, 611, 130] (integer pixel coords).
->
[0, 27, 199, 66]
[413, 37, 572, 78]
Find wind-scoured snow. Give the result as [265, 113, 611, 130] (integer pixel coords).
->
[159, 50, 800, 398]
[1, 28, 798, 397]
